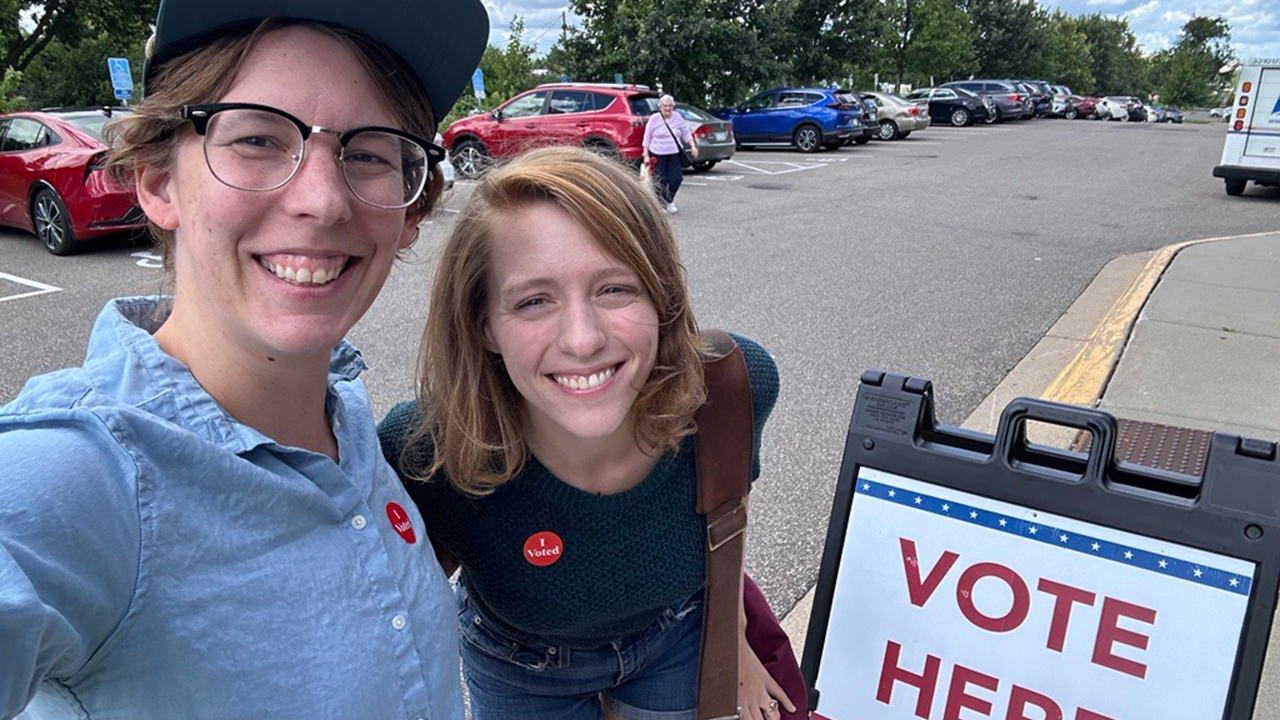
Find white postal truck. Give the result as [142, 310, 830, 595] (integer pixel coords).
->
[1213, 59, 1280, 196]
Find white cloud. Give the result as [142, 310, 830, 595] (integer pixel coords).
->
[1126, 0, 1160, 18]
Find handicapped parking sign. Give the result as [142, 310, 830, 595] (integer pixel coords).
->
[107, 57, 133, 91]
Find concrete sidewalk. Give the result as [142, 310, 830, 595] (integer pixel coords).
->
[780, 230, 1280, 716]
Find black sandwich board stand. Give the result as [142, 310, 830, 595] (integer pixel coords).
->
[801, 371, 1280, 720]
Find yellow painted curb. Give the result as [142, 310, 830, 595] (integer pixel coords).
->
[1041, 230, 1280, 406]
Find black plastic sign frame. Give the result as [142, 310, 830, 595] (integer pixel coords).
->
[801, 371, 1280, 719]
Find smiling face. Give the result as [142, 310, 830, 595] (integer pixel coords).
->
[136, 26, 418, 363]
[659, 99, 674, 118]
[483, 202, 660, 449]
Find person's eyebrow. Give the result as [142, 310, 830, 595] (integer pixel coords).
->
[500, 267, 638, 302]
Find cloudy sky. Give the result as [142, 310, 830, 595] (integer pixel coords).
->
[477, 0, 1279, 61]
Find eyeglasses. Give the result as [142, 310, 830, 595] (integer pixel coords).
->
[180, 103, 444, 209]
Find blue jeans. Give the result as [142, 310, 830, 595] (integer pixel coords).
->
[457, 585, 703, 720]
[653, 153, 684, 204]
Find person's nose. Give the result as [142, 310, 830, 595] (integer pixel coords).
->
[557, 298, 607, 359]
[278, 136, 354, 225]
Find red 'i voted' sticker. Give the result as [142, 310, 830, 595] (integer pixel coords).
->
[386, 502, 416, 544]
[523, 531, 564, 567]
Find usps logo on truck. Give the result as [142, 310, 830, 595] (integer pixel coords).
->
[811, 467, 1255, 720]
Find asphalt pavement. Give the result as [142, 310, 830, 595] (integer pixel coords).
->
[3, 116, 1279, 628]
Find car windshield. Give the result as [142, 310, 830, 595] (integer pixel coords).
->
[61, 110, 129, 141]
[886, 94, 909, 104]
[905, 90, 930, 100]
[834, 92, 859, 106]
[675, 104, 716, 122]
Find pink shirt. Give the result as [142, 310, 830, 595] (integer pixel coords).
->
[643, 111, 693, 155]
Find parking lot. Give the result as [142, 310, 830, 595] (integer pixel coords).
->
[3, 117, 1278, 613]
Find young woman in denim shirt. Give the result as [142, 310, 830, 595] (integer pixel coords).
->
[0, 1, 486, 716]
[379, 147, 795, 720]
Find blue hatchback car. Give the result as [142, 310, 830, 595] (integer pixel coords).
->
[714, 87, 865, 153]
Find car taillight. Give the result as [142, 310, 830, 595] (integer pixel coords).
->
[1008, 94, 1022, 102]
[693, 124, 712, 138]
[83, 151, 108, 181]
[1237, 108, 1247, 119]
[1239, 96, 1248, 106]
[1234, 120, 1244, 131]
[908, 106, 918, 115]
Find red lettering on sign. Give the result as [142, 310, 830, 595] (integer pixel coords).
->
[1007, 685, 1064, 720]
[944, 664, 998, 720]
[1037, 578, 1096, 653]
[877, 640, 940, 718]
[1092, 597, 1157, 679]
[956, 562, 1030, 633]
[900, 538, 960, 607]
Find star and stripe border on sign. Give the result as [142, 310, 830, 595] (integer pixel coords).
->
[855, 477, 1253, 596]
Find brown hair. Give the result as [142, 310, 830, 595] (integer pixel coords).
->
[104, 17, 442, 269]
[405, 146, 708, 495]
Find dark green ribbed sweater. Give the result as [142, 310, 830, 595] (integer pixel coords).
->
[377, 334, 778, 647]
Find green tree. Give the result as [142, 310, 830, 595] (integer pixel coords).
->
[1043, 11, 1094, 93]
[781, 0, 883, 87]
[1075, 14, 1146, 95]
[965, 0, 1049, 79]
[557, 0, 780, 108]
[892, 0, 976, 88]
[1151, 16, 1231, 107]
[0, 0, 156, 72]
[0, 66, 25, 110]
[18, 31, 145, 107]
[442, 15, 541, 128]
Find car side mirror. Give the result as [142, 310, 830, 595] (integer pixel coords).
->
[491, 109, 505, 122]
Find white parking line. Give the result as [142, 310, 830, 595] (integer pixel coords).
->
[723, 159, 826, 175]
[0, 271, 61, 302]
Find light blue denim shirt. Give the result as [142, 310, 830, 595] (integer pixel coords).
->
[0, 297, 463, 719]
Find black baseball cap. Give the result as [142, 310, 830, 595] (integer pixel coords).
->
[146, 0, 489, 123]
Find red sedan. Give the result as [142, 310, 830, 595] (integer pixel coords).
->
[0, 107, 145, 255]
[1066, 96, 1100, 120]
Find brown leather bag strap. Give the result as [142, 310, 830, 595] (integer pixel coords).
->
[694, 329, 753, 720]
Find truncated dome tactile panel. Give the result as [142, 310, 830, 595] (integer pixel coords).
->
[1072, 419, 1214, 477]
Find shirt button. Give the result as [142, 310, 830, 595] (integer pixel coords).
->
[350, 515, 367, 530]
[548, 647, 557, 655]
[391, 614, 407, 631]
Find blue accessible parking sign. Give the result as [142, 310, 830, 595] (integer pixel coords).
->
[107, 57, 133, 100]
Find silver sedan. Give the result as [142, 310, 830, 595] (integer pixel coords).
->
[675, 103, 735, 172]
[861, 92, 931, 140]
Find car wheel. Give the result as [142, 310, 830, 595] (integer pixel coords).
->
[877, 120, 899, 140]
[1065, 107, 1078, 120]
[950, 108, 971, 127]
[583, 139, 619, 161]
[32, 188, 77, 256]
[1225, 178, 1247, 197]
[793, 124, 822, 153]
[450, 139, 490, 179]
[692, 160, 717, 172]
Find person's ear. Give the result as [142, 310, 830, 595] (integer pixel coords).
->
[482, 320, 499, 354]
[135, 163, 180, 231]
[398, 215, 419, 251]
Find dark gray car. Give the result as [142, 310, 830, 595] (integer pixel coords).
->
[674, 103, 735, 172]
[940, 80, 1028, 122]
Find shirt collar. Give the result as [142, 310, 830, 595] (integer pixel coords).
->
[83, 296, 368, 454]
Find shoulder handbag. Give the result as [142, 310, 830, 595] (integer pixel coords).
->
[694, 330, 808, 720]
[661, 114, 694, 170]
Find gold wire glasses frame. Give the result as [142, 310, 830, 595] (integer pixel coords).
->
[180, 103, 444, 209]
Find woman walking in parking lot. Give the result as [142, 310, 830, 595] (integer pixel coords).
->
[643, 94, 698, 214]
[0, 0, 486, 716]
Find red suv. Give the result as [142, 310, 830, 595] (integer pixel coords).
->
[443, 83, 661, 178]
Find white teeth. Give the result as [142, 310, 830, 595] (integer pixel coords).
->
[261, 258, 347, 286]
[554, 366, 615, 390]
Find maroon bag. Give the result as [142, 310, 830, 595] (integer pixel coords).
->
[695, 329, 808, 720]
[744, 574, 808, 720]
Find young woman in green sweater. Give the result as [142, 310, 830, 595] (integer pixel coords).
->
[379, 146, 793, 720]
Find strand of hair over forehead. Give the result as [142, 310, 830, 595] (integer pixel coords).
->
[476, 151, 667, 295]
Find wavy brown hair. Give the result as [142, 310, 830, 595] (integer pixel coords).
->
[404, 146, 708, 495]
[103, 17, 442, 270]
